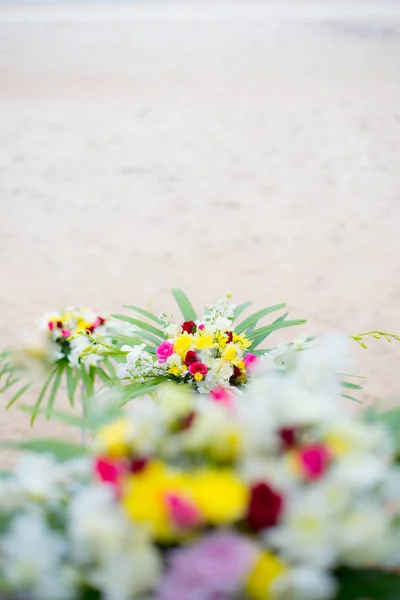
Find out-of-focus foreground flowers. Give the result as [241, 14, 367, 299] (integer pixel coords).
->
[1, 334, 400, 600]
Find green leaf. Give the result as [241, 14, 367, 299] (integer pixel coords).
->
[340, 381, 363, 391]
[111, 314, 166, 339]
[248, 318, 307, 350]
[123, 305, 163, 325]
[20, 403, 86, 428]
[66, 365, 77, 407]
[46, 363, 66, 419]
[342, 394, 362, 403]
[334, 566, 400, 599]
[232, 301, 253, 321]
[5, 382, 31, 409]
[135, 330, 163, 347]
[1, 438, 89, 461]
[30, 366, 59, 425]
[79, 365, 93, 396]
[95, 367, 111, 385]
[119, 376, 166, 404]
[104, 357, 116, 379]
[171, 288, 197, 321]
[235, 303, 286, 334]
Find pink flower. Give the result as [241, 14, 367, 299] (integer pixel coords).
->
[156, 341, 174, 363]
[210, 387, 233, 408]
[61, 329, 71, 338]
[198, 324, 205, 330]
[48, 321, 55, 331]
[94, 458, 125, 486]
[157, 531, 258, 600]
[243, 353, 259, 371]
[164, 493, 202, 529]
[299, 444, 331, 480]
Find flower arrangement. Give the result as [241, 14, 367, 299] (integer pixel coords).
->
[80, 289, 307, 404]
[4, 307, 127, 421]
[1, 335, 400, 600]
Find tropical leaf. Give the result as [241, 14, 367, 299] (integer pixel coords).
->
[46, 363, 66, 419]
[119, 376, 166, 405]
[232, 301, 253, 322]
[111, 314, 166, 340]
[171, 288, 197, 322]
[134, 330, 162, 347]
[340, 381, 363, 391]
[248, 319, 307, 350]
[103, 357, 116, 379]
[30, 366, 59, 425]
[66, 365, 77, 407]
[5, 382, 32, 409]
[1, 438, 89, 461]
[20, 403, 87, 428]
[342, 394, 362, 403]
[235, 303, 286, 334]
[123, 305, 163, 325]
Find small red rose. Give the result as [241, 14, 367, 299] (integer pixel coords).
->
[225, 331, 233, 343]
[247, 482, 284, 532]
[184, 350, 198, 366]
[182, 321, 196, 334]
[189, 362, 208, 378]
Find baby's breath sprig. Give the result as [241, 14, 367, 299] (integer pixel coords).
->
[351, 330, 400, 349]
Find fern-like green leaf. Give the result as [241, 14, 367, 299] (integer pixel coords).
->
[111, 314, 166, 339]
[123, 305, 163, 325]
[171, 288, 197, 322]
[235, 303, 286, 334]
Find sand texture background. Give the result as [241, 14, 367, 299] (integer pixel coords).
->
[1, 1, 400, 458]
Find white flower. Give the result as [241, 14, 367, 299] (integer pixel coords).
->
[1, 511, 72, 599]
[69, 485, 160, 599]
[13, 453, 61, 502]
[272, 567, 337, 600]
[266, 489, 339, 568]
[335, 502, 392, 566]
[165, 323, 180, 338]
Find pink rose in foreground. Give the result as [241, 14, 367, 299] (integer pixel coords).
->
[61, 329, 71, 338]
[243, 353, 259, 371]
[299, 444, 331, 480]
[157, 531, 258, 600]
[94, 458, 125, 487]
[164, 493, 202, 529]
[156, 341, 174, 363]
[210, 387, 233, 409]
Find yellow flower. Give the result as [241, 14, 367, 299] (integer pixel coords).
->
[209, 428, 242, 462]
[174, 333, 193, 358]
[190, 469, 248, 524]
[194, 333, 215, 350]
[194, 372, 204, 381]
[122, 461, 190, 541]
[168, 365, 181, 377]
[233, 333, 252, 349]
[221, 344, 237, 362]
[325, 432, 351, 458]
[96, 418, 133, 458]
[246, 552, 288, 600]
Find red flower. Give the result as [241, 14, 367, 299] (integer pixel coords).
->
[182, 320, 196, 334]
[225, 331, 233, 343]
[189, 362, 208, 378]
[278, 427, 297, 449]
[184, 350, 198, 366]
[130, 457, 150, 473]
[247, 482, 284, 532]
[299, 444, 331, 481]
[230, 366, 243, 384]
[56, 320, 63, 329]
[179, 411, 196, 431]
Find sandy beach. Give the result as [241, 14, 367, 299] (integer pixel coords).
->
[1, 0, 400, 458]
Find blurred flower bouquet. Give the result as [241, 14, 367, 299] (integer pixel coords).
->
[1, 336, 400, 600]
[4, 307, 127, 420]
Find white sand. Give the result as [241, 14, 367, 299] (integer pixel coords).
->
[1, 1, 400, 459]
